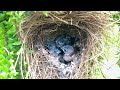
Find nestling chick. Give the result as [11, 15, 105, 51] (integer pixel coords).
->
[63, 54, 75, 62]
[61, 45, 74, 56]
[61, 45, 75, 62]
[55, 35, 75, 48]
[59, 55, 71, 64]
[45, 42, 61, 57]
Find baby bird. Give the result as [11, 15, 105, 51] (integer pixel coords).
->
[63, 54, 75, 62]
[59, 55, 71, 64]
[61, 45, 74, 55]
[45, 42, 61, 57]
[61, 45, 75, 62]
[55, 35, 75, 48]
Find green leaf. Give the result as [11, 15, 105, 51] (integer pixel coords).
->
[0, 64, 9, 72]
[24, 11, 31, 17]
[7, 44, 13, 50]
[0, 49, 6, 56]
[9, 70, 17, 77]
[0, 24, 5, 32]
[17, 47, 23, 55]
[26, 50, 33, 54]
[0, 14, 5, 21]
[7, 52, 13, 59]
[0, 39, 5, 47]
[42, 11, 50, 17]
[0, 54, 6, 60]
[0, 71, 8, 79]
[19, 11, 25, 16]
[12, 41, 21, 45]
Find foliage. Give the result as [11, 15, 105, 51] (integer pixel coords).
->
[0, 11, 25, 79]
[0, 11, 50, 79]
[112, 12, 120, 67]
[90, 12, 120, 79]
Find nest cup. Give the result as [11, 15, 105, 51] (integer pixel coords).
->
[19, 11, 110, 79]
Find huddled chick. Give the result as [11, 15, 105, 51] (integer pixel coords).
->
[45, 34, 79, 65]
[55, 35, 76, 63]
[45, 42, 62, 57]
[61, 45, 74, 62]
[55, 35, 75, 48]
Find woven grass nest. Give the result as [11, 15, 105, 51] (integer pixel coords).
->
[18, 11, 111, 79]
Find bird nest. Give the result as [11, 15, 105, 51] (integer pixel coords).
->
[18, 11, 111, 79]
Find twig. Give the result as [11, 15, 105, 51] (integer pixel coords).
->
[19, 52, 24, 79]
[100, 68, 106, 79]
[3, 47, 9, 55]
[50, 14, 69, 24]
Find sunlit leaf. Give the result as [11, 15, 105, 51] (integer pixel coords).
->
[26, 50, 33, 54]
[0, 14, 5, 21]
[19, 11, 25, 16]
[12, 41, 21, 45]
[42, 11, 50, 17]
[17, 47, 23, 55]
